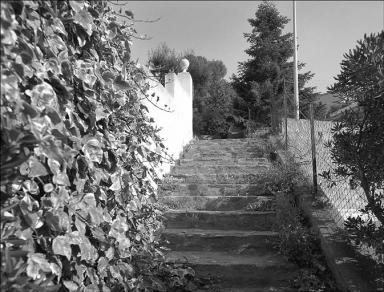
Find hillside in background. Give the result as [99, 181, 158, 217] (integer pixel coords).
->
[318, 93, 346, 118]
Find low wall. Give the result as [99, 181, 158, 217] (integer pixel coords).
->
[143, 71, 193, 178]
[286, 118, 367, 226]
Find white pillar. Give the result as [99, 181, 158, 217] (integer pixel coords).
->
[177, 71, 193, 145]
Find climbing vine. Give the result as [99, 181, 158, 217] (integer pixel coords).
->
[0, 1, 183, 291]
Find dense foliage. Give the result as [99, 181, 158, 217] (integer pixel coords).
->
[0, 1, 197, 291]
[148, 42, 182, 85]
[232, 1, 326, 132]
[193, 79, 239, 138]
[325, 31, 384, 261]
[184, 54, 241, 138]
[147, 45, 241, 138]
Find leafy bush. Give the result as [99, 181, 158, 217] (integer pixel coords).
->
[148, 43, 182, 85]
[0, 1, 192, 291]
[147, 44, 241, 138]
[270, 158, 339, 291]
[324, 31, 384, 263]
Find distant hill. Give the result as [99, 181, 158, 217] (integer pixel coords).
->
[317, 92, 347, 114]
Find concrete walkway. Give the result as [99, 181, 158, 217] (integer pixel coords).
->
[160, 138, 299, 291]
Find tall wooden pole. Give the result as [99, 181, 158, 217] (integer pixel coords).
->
[293, 0, 299, 120]
[310, 103, 318, 195]
[283, 79, 288, 150]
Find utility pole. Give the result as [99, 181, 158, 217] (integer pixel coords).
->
[293, 0, 299, 120]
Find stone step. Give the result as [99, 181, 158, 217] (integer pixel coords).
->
[159, 183, 272, 197]
[162, 229, 278, 253]
[164, 210, 276, 231]
[159, 196, 275, 211]
[178, 157, 270, 167]
[184, 148, 266, 157]
[187, 144, 265, 151]
[221, 287, 296, 292]
[171, 165, 270, 176]
[166, 251, 297, 288]
[164, 173, 272, 184]
[192, 138, 267, 146]
[182, 151, 266, 160]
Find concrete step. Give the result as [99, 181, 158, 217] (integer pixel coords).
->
[162, 228, 278, 253]
[192, 138, 267, 147]
[166, 250, 297, 288]
[182, 151, 267, 158]
[164, 210, 276, 231]
[171, 164, 270, 176]
[159, 182, 272, 197]
[164, 173, 272, 184]
[178, 157, 270, 167]
[221, 285, 297, 292]
[159, 196, 275, 211]
[182, 151, 266, 160]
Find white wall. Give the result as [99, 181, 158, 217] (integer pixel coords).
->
[143, 71, 193, 178]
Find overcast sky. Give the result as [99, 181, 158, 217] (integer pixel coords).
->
[124, 1, 383, 93]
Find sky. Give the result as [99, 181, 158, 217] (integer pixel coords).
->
[123, 1, 384, 93]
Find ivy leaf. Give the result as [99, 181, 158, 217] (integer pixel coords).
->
[97, 257, 109, 278]
[21, 101, 38, 118]
[109, 174, 121, 191]
[26, 82, 59, 111]
[63, 280, 78, 291]
[82, 136, 103, 163]
[22, 180, 39, 195]
[26, 253, 52, 280]
[74, 9, 94, 36]
[101, 71, 115, 83]
[45, 210, 70, 233]
[74, 216, 86, 235]
[117, 262, 134, 277]
[52, 18, 67, 36]
[14, 39, 35, 64]
[105, 247, 114, 260]
[43, 183, 54, 193]
[53, 172, 71, 186]
[28, 156, 48, 177]
[79, 237, 98, 263]
[109, 265, 123, 282]
[113, 75, 130, 91]
[52, 236, 72, 260]
[109, 216, 129, 239]
[95, 107, 110, 121]
[69, 1, 84, 12]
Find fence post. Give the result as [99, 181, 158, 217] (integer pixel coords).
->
[283, 79, 288, 150]
[309, 103, 318, 195]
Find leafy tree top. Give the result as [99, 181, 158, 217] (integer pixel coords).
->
[329, 31, 384, 103]
[326, 31, 384, 225]
[238, 1, 293, 84]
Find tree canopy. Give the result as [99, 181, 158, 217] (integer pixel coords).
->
[232, 1, 326, 131]
[327, 31, 384, 224]
[147, 44, 240, 138]
[324, 31, 384, 260]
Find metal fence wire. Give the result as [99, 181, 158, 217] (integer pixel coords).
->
[282, 97, 367, 227]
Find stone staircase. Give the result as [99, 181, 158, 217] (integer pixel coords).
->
[159, 138, 298, 291]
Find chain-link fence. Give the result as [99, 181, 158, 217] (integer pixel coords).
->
[283, 98, 367, 227]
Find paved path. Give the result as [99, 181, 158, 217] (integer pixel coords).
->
[160, 138, 299, 291]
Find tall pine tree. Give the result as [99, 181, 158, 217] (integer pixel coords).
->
[232, 1, 325, 132]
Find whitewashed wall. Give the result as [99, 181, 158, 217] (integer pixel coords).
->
[143, 71, 193, 178]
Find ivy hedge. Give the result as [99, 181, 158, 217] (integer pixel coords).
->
[0, 1, 189, 291]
